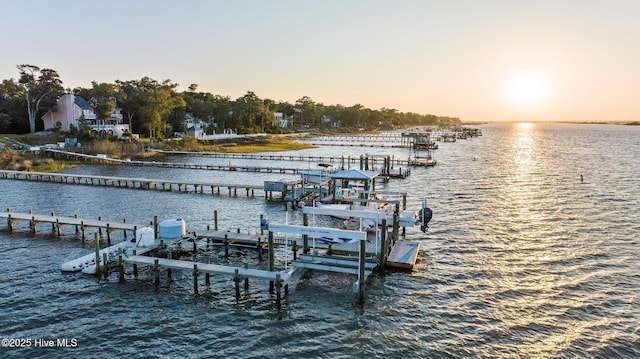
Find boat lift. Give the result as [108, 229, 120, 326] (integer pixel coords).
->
[266, 223, 371, 302]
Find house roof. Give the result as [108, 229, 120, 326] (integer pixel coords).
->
[73, 96, 92, 109]
[330, 168, 379, 180]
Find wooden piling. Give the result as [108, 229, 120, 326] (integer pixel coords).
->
[224, 234, 229, 258]
[380, 219, 388, 269]
[357, 238, 366, 305]
[106, 223, 111, 245]
[268, 231, 275, 292]
[103, 252, 109, 280]
[205, 256, 211, 286]
[133, 249, 138, 278]
[30, 215, 36, 233]
[214, 210, 218, 231]
[303, 213, 309, 254]
[98, 216, 102, 237]
[153, 258, 160, 290]
[275, 273, 282, 305]
[193, 264, 199, 294]
[74, 214, 79, 234]
[81, 221, 85, 244]
[94, 233, 101, 278]
[118, 254, 125, 282]
[234, 268, 240, 300]
[153, 215, 158, 239]
[243, 263, 249, 290]
[167, 251, 173, 281]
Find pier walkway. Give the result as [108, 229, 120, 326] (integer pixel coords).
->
[124, 255, 295, 282]
[0, 170, 263, 197]
[45, 149, 313, 174]
[155, 150, 413, 167]
[0, 209, 147, 243]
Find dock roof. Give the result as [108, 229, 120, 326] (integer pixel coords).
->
[330, 168, 379, 180]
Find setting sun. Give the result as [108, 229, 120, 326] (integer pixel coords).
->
[508, 71, 550, 108]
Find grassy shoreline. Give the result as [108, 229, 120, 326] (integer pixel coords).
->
[0, 133, 316, 172]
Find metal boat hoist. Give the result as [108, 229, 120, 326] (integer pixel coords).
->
[266, 223, 371, 302]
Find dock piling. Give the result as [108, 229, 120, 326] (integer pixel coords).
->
[94, 233, 101, 278]
[224, 234, 229, 258]
[153, 258, 160, 291]
[167, 251, 173, 281]
[234, 268, 240, 301]
[268, 231, 275, 292]
[102, 253, 109, 279]
[133, 249, 138, 278]
[357, 239, 366, 305]
[275, 273, 282, 305]
[243, 263, 249, 290]
[118, 254, 125, 282]
[205, 256, 211, 286]
[193, 264, 199, 294]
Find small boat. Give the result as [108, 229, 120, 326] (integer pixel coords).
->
[300, 163, 335, 184]
[60, 227, 155, 272]
[315, 202, 425, 228]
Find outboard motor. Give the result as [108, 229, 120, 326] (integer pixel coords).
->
[419, 199, 433, 233]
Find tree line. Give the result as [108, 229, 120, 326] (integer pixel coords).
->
[0, 64, 460, 137]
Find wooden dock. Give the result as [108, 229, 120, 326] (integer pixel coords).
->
[124, 255, 294, 282]
[0, 209, 147, 243]
[0, 170, 263, 197]
[155, 150, 413, 167]
[44, 149, 312, 174]
[195, 229, 380, 256]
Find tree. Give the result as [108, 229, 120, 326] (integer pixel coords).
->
[17, 64, 64, 133]
[233, 91, 267, 133]
[115, 77, 185, 139]
[0, 79, 27, 133]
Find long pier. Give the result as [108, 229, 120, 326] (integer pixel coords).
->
[155, 150, 413, 167]
[44, 149, 316, 174]
[0, 170, 263, 197]
[0, 209, 147, 243]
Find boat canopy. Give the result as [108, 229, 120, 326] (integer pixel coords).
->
[330, 168, 379, 181]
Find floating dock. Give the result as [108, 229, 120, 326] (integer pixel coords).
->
[386, 241, 420, 269]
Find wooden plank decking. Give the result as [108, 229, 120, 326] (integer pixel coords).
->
[124, 255, 294, 282]
[0, 211, 146, 231]
[0, 170, 263, 197]
[387, 241, 420, 269]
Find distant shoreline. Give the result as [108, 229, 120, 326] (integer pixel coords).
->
[462, 121, 639, 126]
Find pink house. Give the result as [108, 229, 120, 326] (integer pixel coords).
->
[42, 94, 94, 131]
[42, 94, 129, 137]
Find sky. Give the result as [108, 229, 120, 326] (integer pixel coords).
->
[1, 0, 638, 122]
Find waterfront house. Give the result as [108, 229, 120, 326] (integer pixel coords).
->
[41, 94, 130, 138]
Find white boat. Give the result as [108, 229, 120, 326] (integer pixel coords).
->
[300, 163, 334, 184]
[315, 202, 420, 228]
[60, 227, 155, 273]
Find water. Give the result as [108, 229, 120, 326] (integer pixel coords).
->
[1, 123, 639, 358]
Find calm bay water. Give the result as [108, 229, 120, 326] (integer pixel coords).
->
[1, 123, 639, 358]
